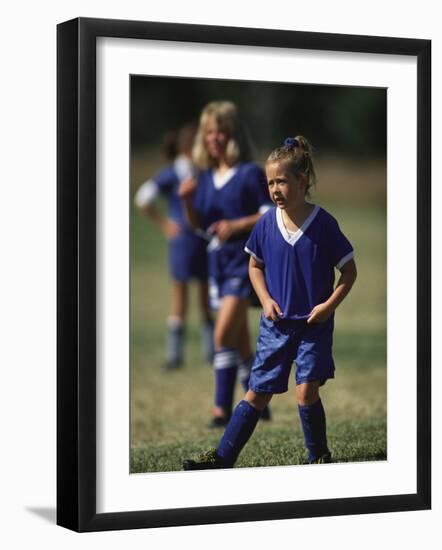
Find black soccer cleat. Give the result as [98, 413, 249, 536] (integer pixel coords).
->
[308, 452, 332, 464]
[183, 448, 225, 470]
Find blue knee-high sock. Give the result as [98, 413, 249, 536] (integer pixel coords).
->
[201, 318, 214, 363]
[216, 400, 262, 467]
[298, 399, 329, 462]
[238, 355, 254, 392]
[214, 348, 239, 415]
[166, 317, 184, 363]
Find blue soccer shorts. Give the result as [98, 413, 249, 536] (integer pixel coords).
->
[248, 314, 335, 393]
[208, 276, 252, 310]
[168, 231, 208, 282]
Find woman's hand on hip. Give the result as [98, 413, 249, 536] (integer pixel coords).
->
[178, 176, 197, 198]
[208, 219, 236, 242]
[162, 219, 182, 239]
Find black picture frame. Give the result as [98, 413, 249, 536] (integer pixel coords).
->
[57, 17, 431, 532]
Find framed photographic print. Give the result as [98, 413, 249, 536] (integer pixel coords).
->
[57, 17, 431, 532]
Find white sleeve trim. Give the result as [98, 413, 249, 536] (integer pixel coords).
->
[173, 155, 194, 181]
[259, 204, 272, 215]
[336, 251, 354, 269]
[244, 246, 264, 264]
[134, 179, 159, 208]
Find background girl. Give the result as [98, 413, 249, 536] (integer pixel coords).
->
[179, 101, 272, 427]
[134, 123, 214, 370]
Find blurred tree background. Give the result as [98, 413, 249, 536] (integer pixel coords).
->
[131, 76, 386, 159]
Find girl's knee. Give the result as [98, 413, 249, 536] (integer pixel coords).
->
[244, 390, 273, 411]
[214, 325, 237, 349]
[213, 331, 232, 350]
[296, 381, 320, 406]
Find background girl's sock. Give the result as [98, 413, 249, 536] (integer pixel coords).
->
[214, 347, 240, 415]
[165, 316, 184, 367]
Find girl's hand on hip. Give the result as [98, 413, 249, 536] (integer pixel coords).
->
[162, 219, 182, 239]
[178, 176, 197, 198]
[263, 298, 284, 322]
[307, 303, 334, 324]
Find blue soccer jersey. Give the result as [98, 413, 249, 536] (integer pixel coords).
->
[152, 156, 194, 227]
[194, 163, 269, 231]
[134, 155, 195, 228]
[245, 206, 354, 320]
[134, 156, 208, 282]
[193, 162, 271, 282]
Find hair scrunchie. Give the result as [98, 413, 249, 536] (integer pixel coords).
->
[284, 137, 299, 149]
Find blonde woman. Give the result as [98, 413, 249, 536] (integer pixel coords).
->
[179, 102, 271, 427]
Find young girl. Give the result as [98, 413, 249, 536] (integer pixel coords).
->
[183, 135, 357, 468]
[134, 123, 214, 370]
[179, 101, 272, 427]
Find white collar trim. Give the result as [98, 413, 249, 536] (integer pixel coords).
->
[276, 205, 320, 246]
[212, 167, 238, 189]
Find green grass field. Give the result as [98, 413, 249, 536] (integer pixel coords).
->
[130, 153, 387, 473]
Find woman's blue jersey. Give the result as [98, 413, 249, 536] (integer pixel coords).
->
[193, 162, 271, 280]
[194, 163, 269, 230]
[245, 206, 354, 320]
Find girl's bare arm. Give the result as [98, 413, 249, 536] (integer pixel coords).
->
[178, 176, 201, 230]
[249, 256, 283, 321]
[307, 259, 357, 324]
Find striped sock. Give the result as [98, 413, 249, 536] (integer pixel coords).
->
[214, 347, 239, 415]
